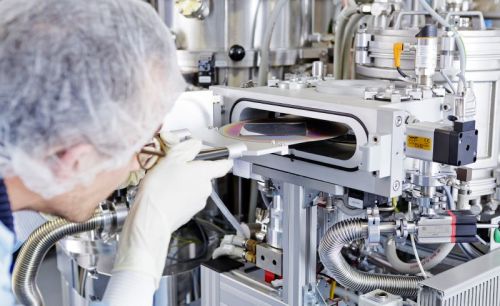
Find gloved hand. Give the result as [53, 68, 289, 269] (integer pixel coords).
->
[112, 136, 233, 287]
[117, 169, 146, 189]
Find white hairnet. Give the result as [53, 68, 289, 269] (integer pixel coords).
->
[0, 0, 186, 198]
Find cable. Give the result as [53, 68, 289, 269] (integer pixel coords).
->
[410, 234, 428, 278]
[385, 237, 454, 274]
[397, 67, 411, 80]
[440, 71, 457, 94]
[476, 234, 489, 246]
[407, 201, 428, 278]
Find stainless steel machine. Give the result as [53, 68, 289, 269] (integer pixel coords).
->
[161, 0, 335, 87]
[12, 1, 500, 306]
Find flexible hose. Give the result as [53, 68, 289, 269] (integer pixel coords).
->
[334, 5, 358, 79]
[385, 237, 454, 274]
[341, 14, 364, 79]
[319, 219, 424, 297]
[12, 213, 108, 306]
[257, 0, 289, 86]
[212, 244, 245, 259]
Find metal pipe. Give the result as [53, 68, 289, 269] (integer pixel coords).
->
[195, 147, 230, 161]
[477, 223, 500, 229]
[319, 219, 424, 297]
[12, 210, 119, 306]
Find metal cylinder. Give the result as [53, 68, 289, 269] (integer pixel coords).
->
[415, 36, 438, 88]
[312, 61, 325, 79]
[419, 161, 440, 198]
[267, 193, 283, 249]
[167, 0, 332, 86]
[195, 147, 230, 161]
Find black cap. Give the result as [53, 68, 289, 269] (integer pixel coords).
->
[416, 24, 438, 38]
[228, 44, 246, 61]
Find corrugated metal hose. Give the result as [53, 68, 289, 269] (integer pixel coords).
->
[319, 219, 425, 297]
[12, 212, 112, 306]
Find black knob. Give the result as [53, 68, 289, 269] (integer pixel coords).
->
[228, 44, 245, 61]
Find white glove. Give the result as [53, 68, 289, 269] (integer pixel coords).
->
[117, 169, 146, 189]
[111, 137, 233, 288]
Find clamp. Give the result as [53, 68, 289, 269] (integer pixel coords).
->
[367, 206, 381, 245]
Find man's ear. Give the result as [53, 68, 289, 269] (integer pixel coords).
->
[51, 144, 95, 179]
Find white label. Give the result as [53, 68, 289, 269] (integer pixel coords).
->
[348, 197, 364, 209]
[415, 42, 438, 69]
[198, 76, 211, 83]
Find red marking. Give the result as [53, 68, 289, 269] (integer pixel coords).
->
[265, 271, 276, 283]
[447, 211, 457, 243]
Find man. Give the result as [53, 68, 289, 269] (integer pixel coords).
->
[0, 0, 232, 305]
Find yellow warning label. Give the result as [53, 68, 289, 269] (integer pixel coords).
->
[407, 135, 432, 151]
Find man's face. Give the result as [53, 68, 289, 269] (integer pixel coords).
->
[40, 156, 140, 222]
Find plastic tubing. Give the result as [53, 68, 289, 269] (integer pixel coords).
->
[385, 237, 454, 274]
[334, 5, 359, 79]
[257, 0, 289, 86]
[341, 14, 364, 79]
[210, 190, 250, 239]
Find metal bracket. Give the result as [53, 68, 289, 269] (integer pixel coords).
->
[367, 206, 381, 245]
[394, 213, 409, 244]
[303, 283, 327, 306]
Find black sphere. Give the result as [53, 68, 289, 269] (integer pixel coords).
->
[228, 45, 245, 61]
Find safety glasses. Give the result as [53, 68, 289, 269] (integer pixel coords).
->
[137, 134, 167, 171]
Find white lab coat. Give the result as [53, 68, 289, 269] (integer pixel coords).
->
[0, 222, 16, 306]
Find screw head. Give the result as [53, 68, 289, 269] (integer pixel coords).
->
[395, 116, 403, 127]
[393, 180, 401, 191]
